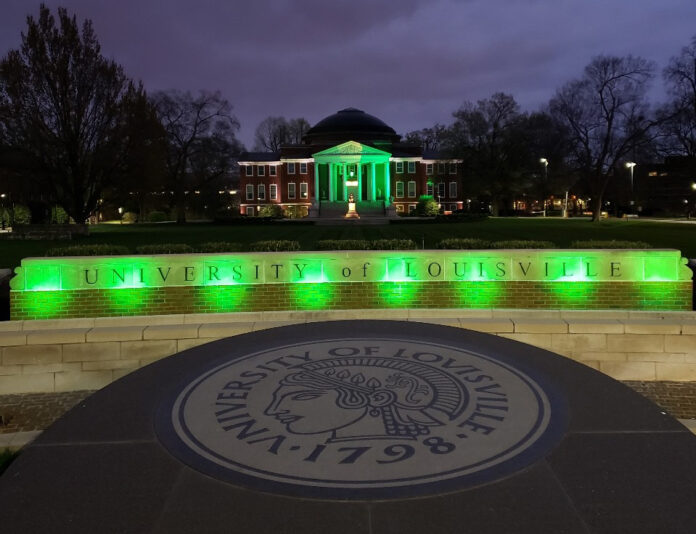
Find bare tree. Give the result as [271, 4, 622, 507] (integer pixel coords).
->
[152, 90, 241, 223]
[660, 36, 696, 157]
[0, 5, 141, 223]
[404, 124, 448, 152]
[287, 118, 310, 144]
[254, 116, 288, 152]
[550, 55, 656, 221]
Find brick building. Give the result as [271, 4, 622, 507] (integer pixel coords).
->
[239, 108, 463, 216]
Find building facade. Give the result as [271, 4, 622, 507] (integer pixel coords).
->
[239, 108, 463, 216]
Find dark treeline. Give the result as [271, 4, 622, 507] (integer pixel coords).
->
[1, 5, 695, 223]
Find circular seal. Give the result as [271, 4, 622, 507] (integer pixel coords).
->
[158, 339, 565, 499]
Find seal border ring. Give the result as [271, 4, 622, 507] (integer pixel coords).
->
[156, 337, 568, 500]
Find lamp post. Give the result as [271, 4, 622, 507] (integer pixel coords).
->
[625, 162, 636, 214]
[539, 158, 548, 216]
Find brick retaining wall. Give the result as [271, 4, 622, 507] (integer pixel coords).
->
[1, 309, 695, 395]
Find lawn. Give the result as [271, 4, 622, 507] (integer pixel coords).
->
[2, 218, 696, 270]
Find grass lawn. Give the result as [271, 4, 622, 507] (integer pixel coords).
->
[2, 218, 696, 270]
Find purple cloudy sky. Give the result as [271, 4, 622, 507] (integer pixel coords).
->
[2, 0, 696, 148]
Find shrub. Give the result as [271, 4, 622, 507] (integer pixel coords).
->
[570, 240, 652, 249]
[436, 238, 492, 249]
[369, 239, 417, 250]
[317, 239, 371, 250]
[147, 211, 168, 223]
[11, 204, 31, 225]
[415, 195, 440, 216]
[491, 240, 556, 249]
[258, 205, 284, 218]
[249, 240, 301, 252]
[135, 243, 194, 254]
[197, 241, 243, 253]
[283, 205, 308, 219]
[121, 211, 138, 224]
[50, 206, 69, 224]
[45, 244, 129, 256]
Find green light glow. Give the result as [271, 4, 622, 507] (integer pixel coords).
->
[290, 283, 335, 310]
[196, 285, 248, 313]
[106, 288, 149, 315]
[378, 282, 422, 308]
[454, 282, 505, 308]
[18, 290, 69, 319]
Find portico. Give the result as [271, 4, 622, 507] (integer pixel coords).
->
[312, 141, 391, 203]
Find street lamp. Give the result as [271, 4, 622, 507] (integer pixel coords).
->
[625, 162, 636, 215]
[539, 158, 548, 216]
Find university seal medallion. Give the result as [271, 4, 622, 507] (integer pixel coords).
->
[158, 339, 564, 498]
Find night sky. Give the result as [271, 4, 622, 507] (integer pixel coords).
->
[2, 0, 696, 148]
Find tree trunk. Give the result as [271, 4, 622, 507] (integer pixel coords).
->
[591, 195, 603, 222]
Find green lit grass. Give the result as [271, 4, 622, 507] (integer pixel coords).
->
[2, 218, 696, 270]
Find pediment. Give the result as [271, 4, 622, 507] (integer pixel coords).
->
[313, 141, 391, 158]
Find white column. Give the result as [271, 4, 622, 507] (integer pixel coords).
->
[357, 163, 362, 201]
[328, 163, 334, 201]
[314, 162, 320, 201]
[370, 162, 376, 201]
[342, 163, 347, 201]
[384, 161, 391, 203]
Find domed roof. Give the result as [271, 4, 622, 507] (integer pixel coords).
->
[303, 108, 400, 144]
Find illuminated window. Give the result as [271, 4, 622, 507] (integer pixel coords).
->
[648, 171, 657, 177]
[270, 184, 277, 200]
[258, 184, 265, 200]
[408, 181, 416, 198]
[257, 165, 265, 176]
[288, 162, 296, 174]
[246, 184, 254, 200]
[396, 181, 404, 198]
[300, 162, 307, 174]
[426, 163, 433, 175]
[449, 163, 456, 174]
[300, 182, 308, 199]
[426, 182, 433, 196]
[269, 165, 277, 176]
[449, 181, 457, 198]
[437, 182, 445, 198]
[408, 204, 416, 213]
[407, 161, 416, 174]
[288, 182, 296, 199]
[245, 165, 253, 176]
[396, 161, 404, 173]
[396, 204, 404, 212]
[438, 163, 445, 174]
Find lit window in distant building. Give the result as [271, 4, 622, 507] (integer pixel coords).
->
[396, 161, 404, 174]
[258, 165, 265, 176]
[437, 182, 445, 199]
[396, 181, 404, 198]
[245, 206, 254, 215]
[246, 184, 254, 200]
[426, 163, 433, 175]
[407, 161, 416, 174]
[270, 184, 277, 200]
[258, 184, 265, 200]
[288, 162, 296, 174]
[427, 182, 433, 196]
[269, 165, 277, 176]
[288, 182, 296, 199]
[300, 162, 308, 174]
[300, 182, 308, 199]
[408, 181, 416, 198]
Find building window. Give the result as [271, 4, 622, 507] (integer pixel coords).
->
[270, 184, 277, 201]
[245, 165, 253, 176]
[257, 165, 265, 176]
[396, 161, 404, 174]
[269, 165, 277, 176]
[408, 181, 416, 198]
[449, 181, 457, 198]
[300, 162, 307, 174]
[288, 182, 296, 199]
[245, 206, 255, 216]
[246, 184, 254, 200]
[407, 161, 416, 174]
[449, 204, 457, 211]
[438, 163, 445, 174]
[300, 182, 308, 199]
[258, 184, 265, 200]
[437, 182, 445, 199]
[449, 162, 457, 174]
[426, 163, 433, 175]
[395, 181, 404, 198]
[408, 204, 416, 213]
[287, 162, 296, 174]
[426, 182, 433, 196]
[396, 204, 404, 213]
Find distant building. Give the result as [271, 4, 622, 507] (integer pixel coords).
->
[238, 108, 463, 216]
[635, 156, 696, 216]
